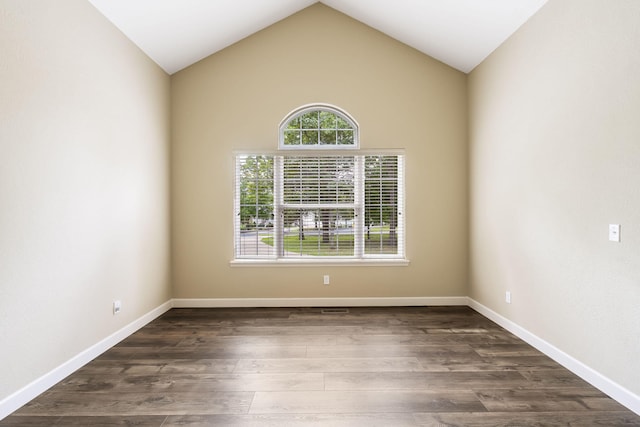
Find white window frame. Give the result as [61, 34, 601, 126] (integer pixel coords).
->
[232, 105, 408, 267]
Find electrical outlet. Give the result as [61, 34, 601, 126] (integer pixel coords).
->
[505, 291, 511, 304]
[323, 275, 330, 285]
[113, 300, 122, 315]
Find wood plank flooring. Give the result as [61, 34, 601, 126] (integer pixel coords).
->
[2, 306, 639, 426]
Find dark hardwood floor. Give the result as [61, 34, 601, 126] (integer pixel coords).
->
[2, 306, 639, 426]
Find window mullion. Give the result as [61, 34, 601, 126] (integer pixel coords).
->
[354, 155, 364, 258]
[234, 156, 241, 258]
[274, 155, 283, 258]
[397, 155, 405, 258]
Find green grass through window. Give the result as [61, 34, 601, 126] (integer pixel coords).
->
[261, 230, 397, 256]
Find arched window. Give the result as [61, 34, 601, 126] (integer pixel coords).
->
[279, 104, 359, 149]
[233, 104, 406, 265]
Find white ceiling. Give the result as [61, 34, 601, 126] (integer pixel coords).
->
[88, 0, 548, 75]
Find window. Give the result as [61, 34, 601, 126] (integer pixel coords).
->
[234, 105, 405, 264]
[279, 104, 359, 149]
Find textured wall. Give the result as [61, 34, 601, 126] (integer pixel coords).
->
[170, 3, 469, 299]
[469, 0, 640, 396]
[0, 0, 171, 401]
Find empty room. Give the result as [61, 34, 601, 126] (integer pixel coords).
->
[1, 0, 639, 425]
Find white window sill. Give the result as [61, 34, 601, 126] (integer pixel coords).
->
[229, 258, 410, 267]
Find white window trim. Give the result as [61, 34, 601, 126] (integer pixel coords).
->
[230, 258, 410, 267]
[232, 149, 408, 266]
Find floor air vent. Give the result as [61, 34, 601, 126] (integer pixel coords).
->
[321, 308, 349, 314]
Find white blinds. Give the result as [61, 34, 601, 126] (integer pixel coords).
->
[235, 153, 404, 260]
[235, 155, 275, 257]
[364, 155, 404, 256]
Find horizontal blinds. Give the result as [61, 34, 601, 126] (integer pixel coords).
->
[235, 153, 403, 259]
[235, 155, 275, 258]
[364, 155, 403, 257]
[281, 156, 356, 257]
[282, 156, 355, 206]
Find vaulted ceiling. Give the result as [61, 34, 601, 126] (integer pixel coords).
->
[88, 0, 548, 75]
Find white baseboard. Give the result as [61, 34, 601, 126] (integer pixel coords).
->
[0, 300, 172, 420]
[171, 296, 470, 308]
[468, 298, 640, 416]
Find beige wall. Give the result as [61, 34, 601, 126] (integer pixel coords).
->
[171, 4, 468, 299]
[0, 0, 171, 401]
[469, 0, 640, 395]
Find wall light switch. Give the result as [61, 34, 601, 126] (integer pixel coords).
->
[609, 224, 620, 242]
